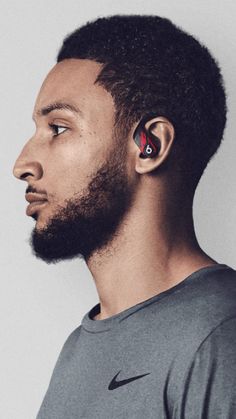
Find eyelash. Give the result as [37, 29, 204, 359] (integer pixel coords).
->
[49, 123, 68, 137]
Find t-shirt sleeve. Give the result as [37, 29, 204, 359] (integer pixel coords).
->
[174, 316, 236, 419]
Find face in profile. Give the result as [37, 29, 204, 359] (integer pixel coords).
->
[13, 59, 136, 263]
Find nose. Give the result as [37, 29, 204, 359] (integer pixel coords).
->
[13, 141, 43, 181]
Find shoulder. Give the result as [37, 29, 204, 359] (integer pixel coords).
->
[145, 265, 236, 367]
[172, 316, 236, 417]
[175, 264, 236, 311]
[153, 265, 236, 338]
[182, 264, 236, 332]
[185, 264, 236, 323]
[54, 325, 82, 366]
[193, 315, 236, 364]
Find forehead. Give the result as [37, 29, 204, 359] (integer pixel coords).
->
[34, 59, 114, 115]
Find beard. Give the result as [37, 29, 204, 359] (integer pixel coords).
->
[30, 137, 136, 263]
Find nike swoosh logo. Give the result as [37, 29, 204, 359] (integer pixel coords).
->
[108, 370, 150, 390]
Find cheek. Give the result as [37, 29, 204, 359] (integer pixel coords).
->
[43, 139, 103, 203]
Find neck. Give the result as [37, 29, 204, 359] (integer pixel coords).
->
[86, 182, 217, 320]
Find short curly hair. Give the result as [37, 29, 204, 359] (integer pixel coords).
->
[57, 14, 227, 190]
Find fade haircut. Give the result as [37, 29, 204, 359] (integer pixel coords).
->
[57, 15, 227, 190]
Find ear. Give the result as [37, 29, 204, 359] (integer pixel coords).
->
[134, 116, 175, 175]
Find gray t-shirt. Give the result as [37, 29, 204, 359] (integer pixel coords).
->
[36, 264, 236, 418]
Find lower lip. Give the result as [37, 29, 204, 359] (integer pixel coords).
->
[26, 201, 47, 216]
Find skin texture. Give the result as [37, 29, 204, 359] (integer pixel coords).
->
[28, 132, 135, 263]
[13, 58, 217, 320]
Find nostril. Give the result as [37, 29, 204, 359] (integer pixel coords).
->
[20, 172, 33, 180]
[13, 161, 43, 180]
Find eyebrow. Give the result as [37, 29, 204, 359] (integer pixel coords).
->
[34, 102, 82, 118]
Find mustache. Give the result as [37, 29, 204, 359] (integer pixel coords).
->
[26, 185, 47, 195]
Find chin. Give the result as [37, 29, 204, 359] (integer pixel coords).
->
[33, 206, 56, 230]
[34, 214, 49, 230]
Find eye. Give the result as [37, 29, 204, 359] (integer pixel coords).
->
[49, 123, 68, 137]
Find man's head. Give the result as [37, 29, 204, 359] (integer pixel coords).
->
[13, 59, 137, 262]
[57, 15, 226, 185]
[13, 14, 227, 263]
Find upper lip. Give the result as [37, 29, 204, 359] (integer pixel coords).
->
[25, 192, 48, 204]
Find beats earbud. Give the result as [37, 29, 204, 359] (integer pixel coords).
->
[133, 119, 161, 158]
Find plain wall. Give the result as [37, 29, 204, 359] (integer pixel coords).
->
[1, 1, 236, 418]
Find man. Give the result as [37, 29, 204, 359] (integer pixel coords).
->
[13, 14, 236, 418]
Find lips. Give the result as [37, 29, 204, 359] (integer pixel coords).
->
[25, 192, 48, 216]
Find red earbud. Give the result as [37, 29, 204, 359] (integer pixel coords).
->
[133, 120, 161, 158]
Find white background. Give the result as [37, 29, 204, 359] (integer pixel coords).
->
[1, 1, 236, 418]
